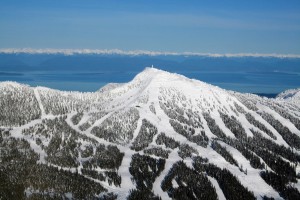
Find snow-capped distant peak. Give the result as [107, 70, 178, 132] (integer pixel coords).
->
[276, 88, 300, 104]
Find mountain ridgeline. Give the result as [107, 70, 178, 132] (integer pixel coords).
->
[1, 68, 300, 200]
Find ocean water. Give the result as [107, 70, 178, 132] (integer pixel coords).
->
[0, 69, 299, 95]
[1, 54, 299, 95]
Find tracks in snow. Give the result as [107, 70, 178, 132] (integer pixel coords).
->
[34, 87, 46, 117]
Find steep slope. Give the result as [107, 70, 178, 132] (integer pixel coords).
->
[1, 68, 300, 200]
[97, 83, 124, 93]
[276, 88, 300, 105]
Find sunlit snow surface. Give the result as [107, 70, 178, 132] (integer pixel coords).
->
[1, 68, 300, 199]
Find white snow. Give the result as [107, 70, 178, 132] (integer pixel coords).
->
[277, 88, 300, 105]
[207, 175, 226, 200]
[34, 87, 46, 117]
[2, 67, 300, 199]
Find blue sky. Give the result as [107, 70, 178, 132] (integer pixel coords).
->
[1, 0, 300, 54]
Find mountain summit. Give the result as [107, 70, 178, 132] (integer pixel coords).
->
[1, 68, 300, 199]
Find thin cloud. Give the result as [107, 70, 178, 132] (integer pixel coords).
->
[0, 48, 300, 58]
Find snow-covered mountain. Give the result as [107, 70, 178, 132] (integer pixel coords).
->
[1, 68, 300, 200]
[276, 88, 300, 105]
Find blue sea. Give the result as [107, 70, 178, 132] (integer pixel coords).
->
[0, 54, 299, 96]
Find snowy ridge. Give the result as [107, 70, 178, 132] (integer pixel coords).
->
[97, 83, 124, 93]
[276, 88, 300, 105]
[1, 68, 300, 199]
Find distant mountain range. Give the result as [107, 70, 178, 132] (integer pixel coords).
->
[1, 68, 300, 199]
